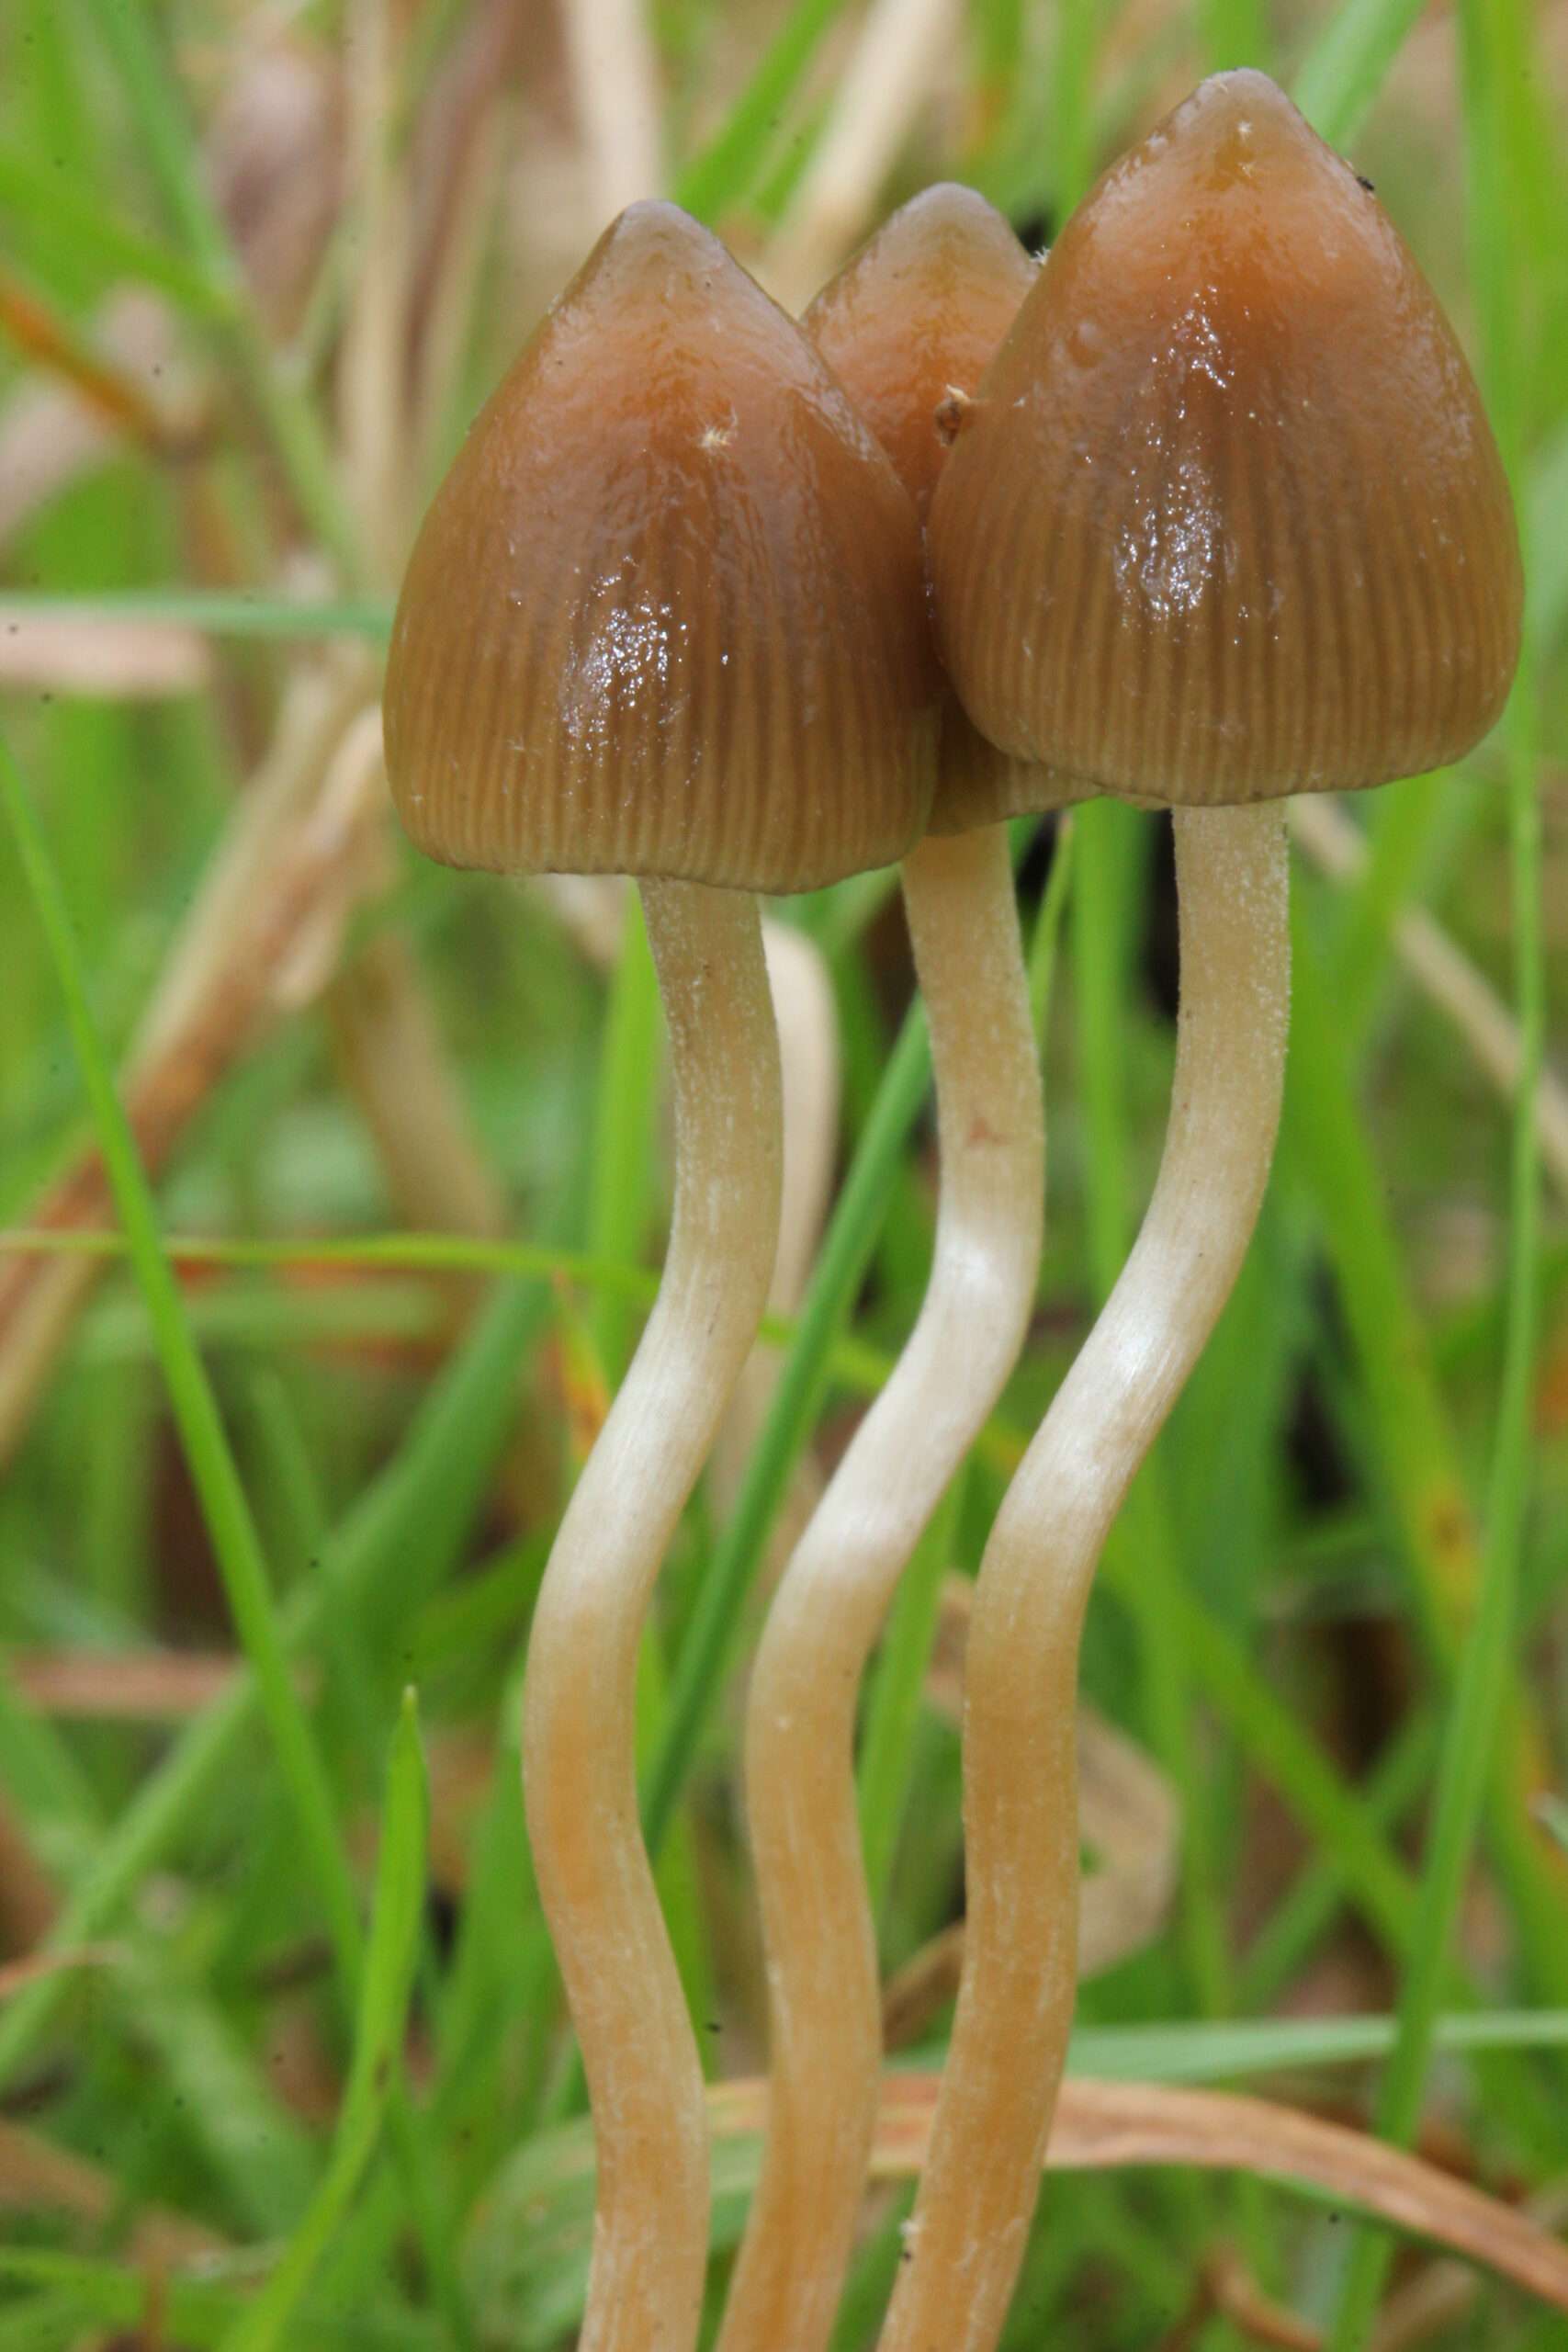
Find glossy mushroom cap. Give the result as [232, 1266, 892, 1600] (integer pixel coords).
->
[807, 183, 1037, 526]
[385, 201, 937, 889]
[928, 71, 1523, 805]
[807, 186, 1087, 836]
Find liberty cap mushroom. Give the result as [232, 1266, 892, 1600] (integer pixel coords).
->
[808, 179, 1089, 833]
[386, 198, 935, 888]
[890, 72, 1522, 2352]
[385, 197, 937, 2352]
[929, 69, 1521, 800]
[718, 184, 1067, 2352]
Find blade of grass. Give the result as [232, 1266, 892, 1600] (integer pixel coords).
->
[1071, 2007, 1568, 2084]
[6, 721, 474, 2326]
[0, 1224, 926, 1412]
[120, 1939, 324, 2236]
[223, 1691, 429, 2352]
[1239, 1711, 1436, 2011]
[1073, 799, 1230, 2022]
[1026, 810, 1076, 1049]
[0, 729, 362, 1978]
[0, 1660, 102, 1881]
[1200, 0, 1269, 70]
[1, 1663, 325, 2241]
[0, 1276, 545, 2089]
[641, 996, 933, 1854]
[0, 145, 227, 317]
[1051, 0, 1102, 216]
[857, 1472, 966, 1925]
[1327, 0, 1546, 2330]
[857, 824, 1071, 1924]
[70, 0, 360, 576]
[1292, 0, 1429, 148]
[674, 0, 854, 222]
[1283, 930, 1479, 1648]
[0, 591, 391, 639]
[1287, 922, 1568, 2007]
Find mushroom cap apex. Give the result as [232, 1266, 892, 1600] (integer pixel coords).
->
[929, 71, 1522, 804]
[386, 200, 937, 889]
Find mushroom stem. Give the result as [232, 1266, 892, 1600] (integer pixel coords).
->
[523, 876, 782, 2352]
[880, 800, 1290, 2352]
[721, 820, 1043, 2352]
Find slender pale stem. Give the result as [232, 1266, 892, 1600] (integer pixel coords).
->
[720, 822, 1043, 2352]
[523, 877, 782, 2352]
[880, 801, 1290, 2352]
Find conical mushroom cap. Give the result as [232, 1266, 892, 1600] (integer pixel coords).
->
[928, 71, 1523, 805]
[385, 200, 937, 888]
[806, 184, 1089, 836]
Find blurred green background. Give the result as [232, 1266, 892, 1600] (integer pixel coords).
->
[1, 0, 1566, 2346]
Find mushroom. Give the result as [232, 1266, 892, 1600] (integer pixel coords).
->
[720, 186, 1084, 2352]
[882, 72, 1522, 2352]
[382, 199, 936, 2351]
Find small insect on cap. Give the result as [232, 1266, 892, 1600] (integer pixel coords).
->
[805, 185, 1088, 835]
[384, 200, 938, 890]
[928, 70, 1523, 806]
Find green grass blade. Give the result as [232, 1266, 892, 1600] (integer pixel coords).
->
[1292, 0, 1428, 147]
[856, 824, 1069, 1923]
[642, 999, 932, 1853]
[0, 591, 391, 639]
[1026, 812, 1076, 1049]
[1239, 1712, 1436, 2010]
[0, 729, 362, 1982]
[1327, 0, 1547, 2330]
[1072, 800, 1229, 2021]
[1284, 930, 1480, 1650]
[857, 1472, 965, 1924]
[1070, 2007, 1568, 2084]
[0, 1278, 545, 2090]
[0, 1659, 103, 1879]
[1052, 0, 1103, 215]
[674, 0, 853, 222]
[1200, 0, 1269, 69]
[223, 1693, 430, 2352]
[69, 0, 358, 574]
[0, 144, 228, 316]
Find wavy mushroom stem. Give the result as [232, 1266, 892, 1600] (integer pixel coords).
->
[880, 801, 1290, 2352]
[523, 877, 782, 2352]
[720, 821, 1044, 2352]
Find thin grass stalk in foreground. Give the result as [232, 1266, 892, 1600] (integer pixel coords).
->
[226, 1693, 428, 2352]
[0, 1277, 546, 2091]
[1292, 0, 1431, 147]
[721, 823, 1043, 2352]
[1072, 800, 1230, 2030]
[523, 881, 782, 2352]
[1327, 0, 1545, 2330]
[857, 1469, 967, 1924]
[0, 732, 361, 1981]
[642, 1001, 931, 1855]
[73, 0, 360, 575]
[881, 805, 1290, 2352]
[1, 730, 478, 2329]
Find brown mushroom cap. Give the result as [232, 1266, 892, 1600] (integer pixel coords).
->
[805, 185, 1089, 835]
[928, 71, 1523, 806]
[384, 200, 938, 889]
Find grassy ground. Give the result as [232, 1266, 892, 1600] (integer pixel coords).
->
[1, 1, 1566, 2346]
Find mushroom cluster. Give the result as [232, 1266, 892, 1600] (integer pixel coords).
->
[382, 68, 1520, 2352]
